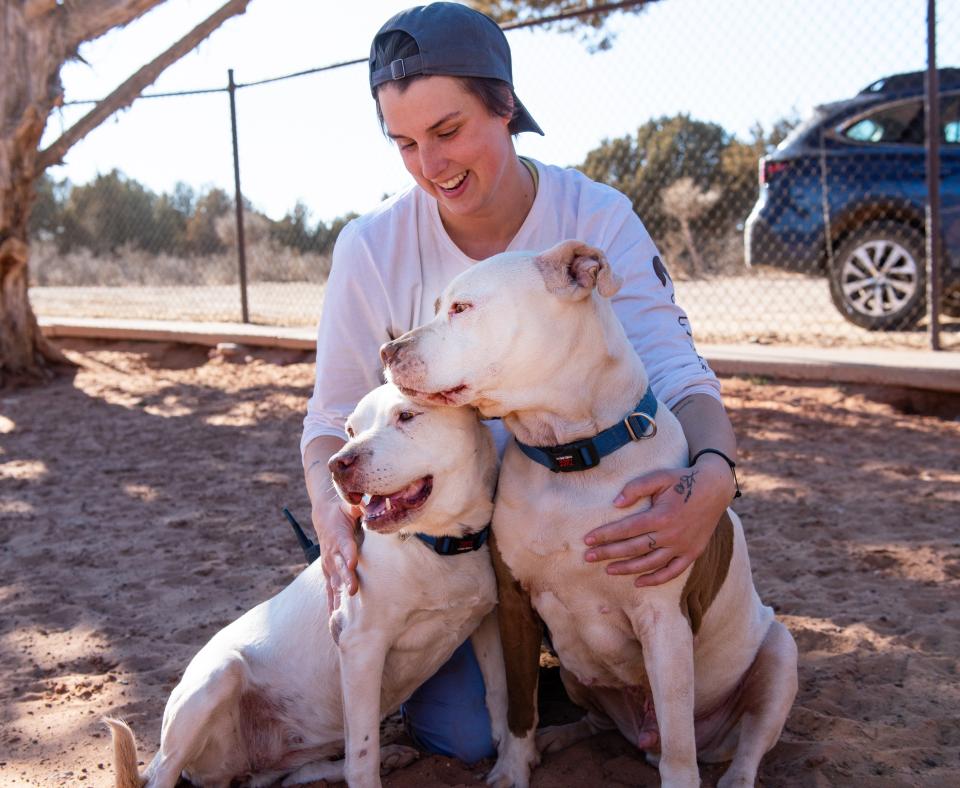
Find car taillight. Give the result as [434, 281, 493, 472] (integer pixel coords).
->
[760, 159, 791, 185]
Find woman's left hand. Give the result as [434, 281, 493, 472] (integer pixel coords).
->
[583, 453, 736, 587]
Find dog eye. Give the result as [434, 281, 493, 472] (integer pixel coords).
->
[449, 302, 471, 315]
[397, 411, 416, 423]
[345, 425, 355, 437]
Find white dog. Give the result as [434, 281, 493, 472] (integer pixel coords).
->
[382, 240, 799, 788]
[107, 383, 527, 788]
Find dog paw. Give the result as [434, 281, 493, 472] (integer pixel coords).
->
[486, 732, 538, 788]
[536, 719, 593, 754]
[282, 758, 345, 786]
[379, 744, 419, 775]
[486, 766, 529, 788]
[717, 767, 756, 788]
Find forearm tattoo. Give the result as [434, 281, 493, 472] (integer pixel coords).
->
[674, 469, 698, 503]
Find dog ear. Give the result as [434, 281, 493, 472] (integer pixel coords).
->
[535, 240, 623, 301]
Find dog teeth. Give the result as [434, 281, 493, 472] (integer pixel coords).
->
[385, 497, 393, 511]
[361, 493, 372, 506]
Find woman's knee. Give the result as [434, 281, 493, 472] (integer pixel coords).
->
[401, 640, 496, 762]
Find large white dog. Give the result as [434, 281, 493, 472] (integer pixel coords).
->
[107, 383, 527, 788]
[382, 240, 799, 788]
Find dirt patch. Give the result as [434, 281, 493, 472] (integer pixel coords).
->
[1, 340, 958, 786]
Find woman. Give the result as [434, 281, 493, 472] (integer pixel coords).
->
[302, 2, 739, 763]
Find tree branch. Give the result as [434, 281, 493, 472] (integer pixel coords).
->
[36, 0, 251, 175]
[64, 0, 168, 49]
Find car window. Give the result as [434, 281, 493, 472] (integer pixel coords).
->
[843, 99, 925, 144]
[943, 95, 960, 144]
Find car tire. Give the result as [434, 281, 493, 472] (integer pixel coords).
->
[943, 287, 960, 318]
[828, 222, 926, 331]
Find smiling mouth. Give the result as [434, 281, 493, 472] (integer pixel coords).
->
[396, 384, 467, 406]
[344, 475, 433, 529]
[437, 171, 468, 193]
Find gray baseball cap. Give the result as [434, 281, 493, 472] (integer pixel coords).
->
[369, 2, 544, 135]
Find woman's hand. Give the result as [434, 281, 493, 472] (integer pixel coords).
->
[312, 496, 363, 613]
[303, 435, 362, 613]
[583, 453, 735, 587]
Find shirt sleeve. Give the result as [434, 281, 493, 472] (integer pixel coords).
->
[300, 222, 392, 459]
[599, 193, 722, 409]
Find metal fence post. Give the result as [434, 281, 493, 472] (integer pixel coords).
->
[228, 68, 250, 324]
[925, 0, 942, 351]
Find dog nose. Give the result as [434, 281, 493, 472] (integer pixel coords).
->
[328, 452, 357, 477]
[380, 338, 403, 366]
[381, 334, 417, 367]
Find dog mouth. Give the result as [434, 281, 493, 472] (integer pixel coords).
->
[344, 475, 433, 530]
[396, 384, 468, 406]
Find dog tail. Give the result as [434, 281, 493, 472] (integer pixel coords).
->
[104, 717, 146, 788]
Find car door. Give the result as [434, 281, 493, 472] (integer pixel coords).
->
[824, 97, 928, 233]
[939, 92, 960, 275]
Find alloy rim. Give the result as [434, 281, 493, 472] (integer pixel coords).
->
[839, 239, 919, 318]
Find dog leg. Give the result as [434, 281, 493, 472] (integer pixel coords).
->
[634, 609, 699, 788]
[715, 620, 798, 788]
[338, 627, 389, 788]
[483, 534, 542, 788]
[536, 668, 617, 755]
[471, 609, 538, 788]
[281, 744, 419, 786]
[536, 716, 605, 755]
[115, 656, 245, 788]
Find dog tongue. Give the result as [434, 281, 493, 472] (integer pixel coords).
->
[397, 477, 427, 502]
[359, 477, 428, 518]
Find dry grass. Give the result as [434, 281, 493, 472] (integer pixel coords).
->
[29, 241, 332, 288]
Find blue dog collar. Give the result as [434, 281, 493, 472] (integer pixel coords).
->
[516, 387, 658, 473]
[415, 525, 491, 556]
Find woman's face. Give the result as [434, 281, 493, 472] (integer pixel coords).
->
[378, 76, 514, 221]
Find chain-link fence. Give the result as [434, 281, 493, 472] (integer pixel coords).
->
[28, 0, 960, 350]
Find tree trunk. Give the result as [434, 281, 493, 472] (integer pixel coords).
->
[679, 218, 705, 278]
[0, 0, 250, 385]
[0, 1, 73, 384]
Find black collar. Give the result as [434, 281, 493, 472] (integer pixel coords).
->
[283, 507, 490, 563]
[415, 525, 491, 556]
[515, 386, 658, 473]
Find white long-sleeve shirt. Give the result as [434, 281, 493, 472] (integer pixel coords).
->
[302, 159, 720, 458]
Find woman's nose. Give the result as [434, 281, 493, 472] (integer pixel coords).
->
[419, 142, 447, 181]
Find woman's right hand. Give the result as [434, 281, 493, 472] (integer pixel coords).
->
[313, 496, 363, 613]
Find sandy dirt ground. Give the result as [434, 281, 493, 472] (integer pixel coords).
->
[1, 340, 958, 787]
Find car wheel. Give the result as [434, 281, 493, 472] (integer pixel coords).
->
[828, 222, 926, 331]
[943, 286, 960, 318]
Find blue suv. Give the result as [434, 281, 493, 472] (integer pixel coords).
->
[745, 69, 960, 330]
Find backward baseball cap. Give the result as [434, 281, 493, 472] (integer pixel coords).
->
[369, 2, 544, 135]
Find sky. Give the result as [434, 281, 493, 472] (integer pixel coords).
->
[42, 0, 960, 223]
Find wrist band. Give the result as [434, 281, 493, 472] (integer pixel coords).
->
[690, 448, 742, 499]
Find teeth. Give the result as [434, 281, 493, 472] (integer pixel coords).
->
[385, 497, 393, 511]
[361, 493, 372, 506]
[438, 172, 466, 190]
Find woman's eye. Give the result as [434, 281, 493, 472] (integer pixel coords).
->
[438, 128, 458, 139]
[398, 411, 416, 423]
[450, 302, 471, 315]
[399, 140, 416, 151]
